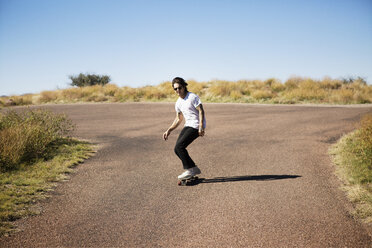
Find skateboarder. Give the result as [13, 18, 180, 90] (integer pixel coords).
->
[163, 77, 206, 180]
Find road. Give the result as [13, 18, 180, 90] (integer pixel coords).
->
[1, 103, 372, 247]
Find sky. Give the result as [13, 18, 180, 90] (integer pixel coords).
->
[0, 0, 371, 96]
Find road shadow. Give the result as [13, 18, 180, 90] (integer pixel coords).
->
[186, 175, 302, 186]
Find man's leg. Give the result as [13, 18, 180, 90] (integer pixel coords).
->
[174, 127, 199, 169]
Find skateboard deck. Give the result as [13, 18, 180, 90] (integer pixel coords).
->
[178, 176, 199, 186]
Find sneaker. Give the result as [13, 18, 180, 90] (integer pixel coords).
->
[178, 169, 195, 180]
[192, 166, 201, 175]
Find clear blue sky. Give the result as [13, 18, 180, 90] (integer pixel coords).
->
[1, 0, 371, 96]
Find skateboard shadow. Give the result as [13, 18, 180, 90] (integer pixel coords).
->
[187, 175, 301, 186]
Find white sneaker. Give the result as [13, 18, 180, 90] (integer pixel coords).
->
[192, 166, 201, 175]
[178, 169, 195, 180]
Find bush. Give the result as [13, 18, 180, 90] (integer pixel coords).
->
[60, 87, 84, 101]
[355, 114, 372, 178]
[208, 80, 233, 97]
[330, 114, 372, 222]
[320, 77, 342, 90]
[283, 79, 328, 102]
[187, 80, 207, 96]
[103, 84, 120, 97]
[333, 114, 372, 184]
[114, 87, 140, 102]
[251, 90, 273, 100]
[284, 77, 303, 90]
[69, 73, 111, 87]
[0, 109, 74, 171]
[39, 90, 59, 103]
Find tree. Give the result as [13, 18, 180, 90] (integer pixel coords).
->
[69, 73, 111, 87]
[342, 76, 367, 85]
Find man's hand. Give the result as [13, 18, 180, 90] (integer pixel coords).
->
[199, 128, 205, 137]
[196, 104, 205, 137]
[163, 130, 170, 141]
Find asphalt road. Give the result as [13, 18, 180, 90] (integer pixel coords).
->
[1, 103, 372, 247]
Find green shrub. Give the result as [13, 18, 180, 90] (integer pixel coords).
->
[0, 109, 74, 171]
[69, 73, 111, 87]
[330, 114, 372, 222]
[332, 114, 372, 184]
[354, 114, 372, 182]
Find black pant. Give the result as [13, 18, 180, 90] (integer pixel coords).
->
[174, 127, 199, 169]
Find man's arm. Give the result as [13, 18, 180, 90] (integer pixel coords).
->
[196, 104, 205, 136]
[163, 112, 183, 141]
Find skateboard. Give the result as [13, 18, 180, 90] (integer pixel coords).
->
[178, 176, 199, 186]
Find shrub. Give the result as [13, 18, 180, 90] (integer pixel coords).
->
[320, 77, 342, 90]
[208, 80, 252, 99]
[157, 81, 174, 97]
[187, 80, 207, 96]
[141, 86, 167, 100]
[284, 79, 327, 102]
[103, 84, 120, 97]
[81, 85, 103, 98]
[250, 80, 266, 90]
[271, 81, 286, 92]
[114, 87, 140, 102]
[69, 73, 111, 87]
[0, 95, 33, 106]
[60, 88, 84, 101]
[251, 90, 273, 100]
[236, 80, 252, 95]
[357, 114, 372, 173]
[331, 88, 354, 103]
[0, 109, 74, 171]
[10, 95, 33, 106]
[39, 90, 59, 103]
[330, 114, 372, 222]
[208, 80, 233, 97]
[230, 90, 243, 100]
[334, 114, 372, 184]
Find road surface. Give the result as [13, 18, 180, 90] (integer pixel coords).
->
[1, 103, 372, 247]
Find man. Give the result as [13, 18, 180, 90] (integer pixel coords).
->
[163, 77, 206, 180]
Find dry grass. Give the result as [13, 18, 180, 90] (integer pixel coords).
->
[1, 77, 371, 106]
[283, 79, 328, 102]
[0, 138, 94, 236]
[330, 114, 372, 223]
[0, 109, 74, 171]
[0, 109, 94, 236]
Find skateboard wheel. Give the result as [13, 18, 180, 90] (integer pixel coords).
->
[178, 180, 186, 186]
[178, 180, 187, 186]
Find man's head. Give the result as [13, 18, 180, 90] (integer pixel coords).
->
[172, 77, 188, 98]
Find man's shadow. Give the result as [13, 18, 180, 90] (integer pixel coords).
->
[186, 175, 301, 186]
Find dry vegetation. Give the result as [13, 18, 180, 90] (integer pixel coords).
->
[0, 109, 95, 235]
[330, 114, 372, 223]
[1, 77, 372, 107]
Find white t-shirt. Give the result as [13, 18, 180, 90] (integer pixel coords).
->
[175, 92, 206, 129]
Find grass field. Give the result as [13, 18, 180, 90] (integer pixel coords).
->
[1, 77, 372, 106]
